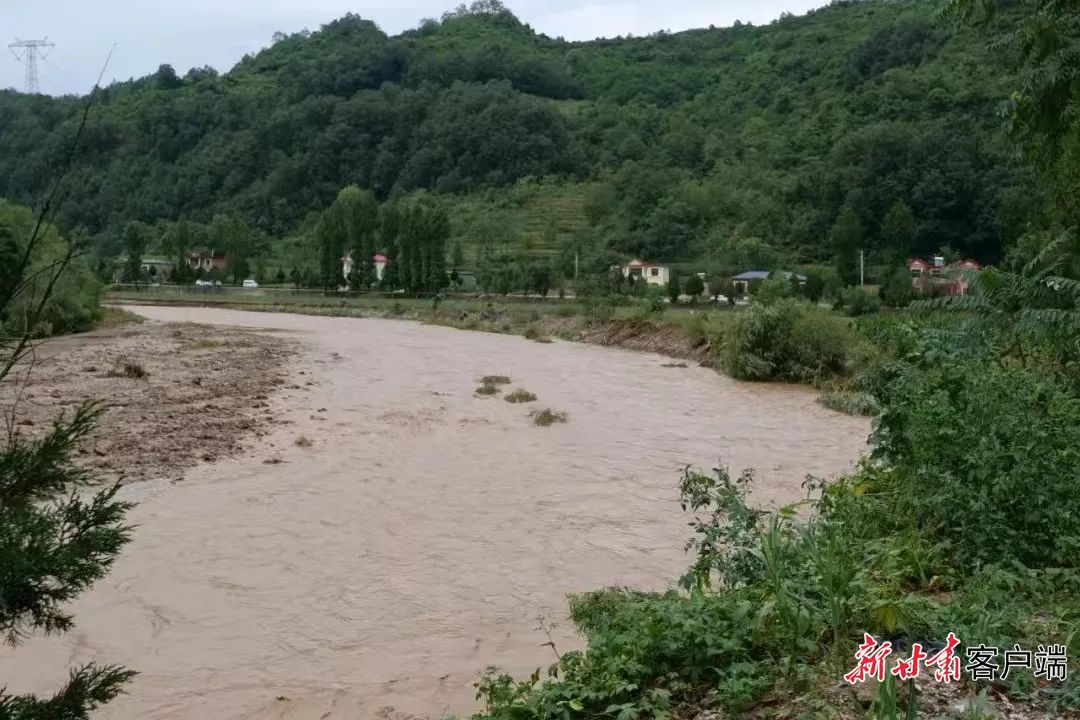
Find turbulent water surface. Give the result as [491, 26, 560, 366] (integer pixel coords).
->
[2, 306, 868, 720]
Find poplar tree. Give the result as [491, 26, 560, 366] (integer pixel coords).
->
[316, 200, 347, 292]
[337, 186, 379, 291]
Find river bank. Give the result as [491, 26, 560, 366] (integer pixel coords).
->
[105, 293, 722, 366]
[0, 305, 869, 720]
[1, 319, 301, 483]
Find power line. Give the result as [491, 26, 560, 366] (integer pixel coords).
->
[9, 37, 55, 94]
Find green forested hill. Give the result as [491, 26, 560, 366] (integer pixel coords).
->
[0, 0, 1045, 277]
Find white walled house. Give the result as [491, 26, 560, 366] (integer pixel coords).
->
[622, 259, 670, 286]
[341, 252, 388, 283]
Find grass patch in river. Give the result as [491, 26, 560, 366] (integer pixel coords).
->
[479, 375, 512, 385]
[505, 389, 538, 404]
[530, 408, 568, 426]
[475, 383, 501, 396]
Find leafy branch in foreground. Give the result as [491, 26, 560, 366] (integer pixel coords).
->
[0, 404, 137, 716]
[0, 405, 134, 645]
[0, 664, 136, 720]
[911, 235, 1080, 383]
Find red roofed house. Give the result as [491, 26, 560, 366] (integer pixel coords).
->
[621, 259, 671, 287]
[341, 252, 389, 284]
[907, 256, 982, 296]
[186, 249, 228, 272]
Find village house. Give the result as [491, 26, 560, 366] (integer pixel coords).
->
[341, 252, 389, 283]
[621, 259, 670, 287]
[112, 256, 176, 282]
[186, 249, 228, 273]
[730, 270, 806, 296]
[907, 256, 982, 296]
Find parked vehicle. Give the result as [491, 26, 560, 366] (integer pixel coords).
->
[242, 279, 259, 289]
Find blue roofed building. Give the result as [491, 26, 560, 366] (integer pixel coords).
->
[731, 270, 807, 296]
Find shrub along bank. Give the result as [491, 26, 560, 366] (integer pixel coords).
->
[469, 284, 1080, 719]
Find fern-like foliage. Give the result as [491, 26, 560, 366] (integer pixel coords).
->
[912, 234, 1080, 383]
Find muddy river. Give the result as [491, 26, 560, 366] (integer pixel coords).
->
[2, 307, 869, 720]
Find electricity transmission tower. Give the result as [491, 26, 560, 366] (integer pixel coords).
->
[9, 38, 54, 93]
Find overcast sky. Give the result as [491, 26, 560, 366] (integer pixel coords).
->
[2, 0, 827, 96]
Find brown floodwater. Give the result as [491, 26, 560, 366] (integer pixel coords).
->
[1, 306, 869, 720]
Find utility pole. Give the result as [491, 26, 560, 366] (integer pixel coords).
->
[859, 249, 865, 288]
[9, 38, 54, 94]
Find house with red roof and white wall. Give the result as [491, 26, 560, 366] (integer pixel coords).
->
[341, 252, 388, 284]
[621, 259, 670, 287]
[907, 256, 982, 296]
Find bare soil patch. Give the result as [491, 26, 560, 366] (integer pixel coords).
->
[0, 321, 300, 483]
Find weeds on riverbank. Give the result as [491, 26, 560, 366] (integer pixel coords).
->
[818, 387, 879, 416]
[472, 306, 1080, 720]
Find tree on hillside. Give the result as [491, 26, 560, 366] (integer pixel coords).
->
[755, 271, 794, 305]
[881, 200, 917, 267]
[451, 241, 465, 271]
[419, 205, 450, 293]
[121, 222, 148, 284]
[684, 273, 705, 304]
[315, 201, 347, 292]
[0, 0, 1043, 269]
[881, 266, 916, 308]
[832, 205, 864, 286]
[213, 215, 254, 285]
[667, 271, 681, 303]
[477, 253, 519, 295]
[469, 211, 516, 261]
[383, 201, 450, 294]
[802, 273, 825, 303]
[334, 186, 380, 291]
[522, 258, 554, 298]
[166, 218, 197, 283]
[379, 204, 402, 290]
[953, 0, 1080, 157]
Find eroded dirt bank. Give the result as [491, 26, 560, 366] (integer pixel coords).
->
[0, 307, 869, 720]
[0, 321, 301, 482]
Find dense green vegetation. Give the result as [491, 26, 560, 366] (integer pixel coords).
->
[0, 0, 1053, 288]
[0, 199, 102, 336]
